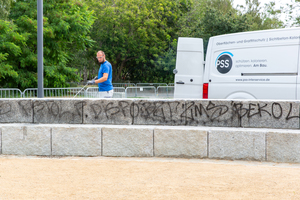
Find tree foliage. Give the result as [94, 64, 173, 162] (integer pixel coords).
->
[177, 0, 250, 53]
[285, 0, 300, 26]
[86, 0, 191, 82]
[237, 0, 283, 30]
[0, 19, 25, 81]
[1, 0, 95, 89]
[0, 0, 13, 20]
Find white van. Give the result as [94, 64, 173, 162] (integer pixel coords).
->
[174, 27, 300, 99]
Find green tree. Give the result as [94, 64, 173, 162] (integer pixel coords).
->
[86, 0, 189, 82]
[0, 19, 26, 82]
[283, 0, 300, 26]
[176, 0, 249, 54]
[177, 0, 235, 37]
[238, 0, 283, 30]
[295, 0, 300, 25]
[124, 37, 178, 83]
[0, 0, 13, 19]
[149, 38, 178, 83]
[5, 0, 94, 89]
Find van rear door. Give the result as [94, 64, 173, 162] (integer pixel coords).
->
[174, 37, 204, 99]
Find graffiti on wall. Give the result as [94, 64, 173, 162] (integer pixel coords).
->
[85, 100, 300, 127]
[0, 99, 299, 128]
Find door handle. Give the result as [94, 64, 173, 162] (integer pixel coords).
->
[176, 81, 185, 84]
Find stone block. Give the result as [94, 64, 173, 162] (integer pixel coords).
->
[83, 99, 133, 125]
[133, 99, 186, 126]
[102, 126, 153, 157]
[33, 99, 85, 124]
[209, 129, 266, 161]
[185, 100, 240, 127]
[2, 125, 51, 155]
[0, 127, 1, 154]
[241, 100, 300, 129]
[154, 127, 207, 158]
[0, 99, 33, 123]
[52, 125, 101, 156]
[267, 131, 300, 163]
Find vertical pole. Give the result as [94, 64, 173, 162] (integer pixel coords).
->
[37, 0, 44, 98]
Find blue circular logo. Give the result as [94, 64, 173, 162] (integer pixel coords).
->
[216, 52, 233, 74]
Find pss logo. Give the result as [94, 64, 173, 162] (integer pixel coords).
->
[215, 52, 233, 74]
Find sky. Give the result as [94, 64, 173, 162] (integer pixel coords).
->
[233, 0, 298, 25]
[233, 0, 294, 8]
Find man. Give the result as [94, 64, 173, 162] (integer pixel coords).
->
[87, 51, 113, 98]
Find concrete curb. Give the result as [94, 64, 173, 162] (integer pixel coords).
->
[1, 124, 300, 163]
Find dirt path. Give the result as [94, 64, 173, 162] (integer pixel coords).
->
[0, 156, 299, 199]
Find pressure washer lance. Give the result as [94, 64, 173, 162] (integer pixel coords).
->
[73, 76, 97, 98]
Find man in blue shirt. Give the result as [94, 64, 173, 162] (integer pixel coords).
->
[87, 51, 114, 98]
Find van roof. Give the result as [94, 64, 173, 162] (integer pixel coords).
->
[210, 27, 300, 39]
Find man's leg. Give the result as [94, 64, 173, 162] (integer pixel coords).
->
[103, 89, 113, 98]
[98, 90, 114, 98]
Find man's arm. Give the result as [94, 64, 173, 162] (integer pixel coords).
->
[95, 73, 108, 83]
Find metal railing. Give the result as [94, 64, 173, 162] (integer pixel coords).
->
[0, 85, 174, 99]
[22, 88, 38, 98]
[157, 86, 174, 99]
[85, 87, 126, 98]
[23, 88, 85, 98]
[125, 86, 156, 98]
[112, 83, 135, 88]
[0, 88, 23, 98]
[136, 83, 167, 88]
[45, 87, 85, 98]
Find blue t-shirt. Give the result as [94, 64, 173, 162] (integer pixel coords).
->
[98, 61, 113, 91]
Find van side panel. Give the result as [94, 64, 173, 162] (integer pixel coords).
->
[174, 38, 204, 99]
[296, 36, 300, 100]
[204, 28, 300, 100]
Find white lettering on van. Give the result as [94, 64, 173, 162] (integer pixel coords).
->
[220, 60, 225, 68]
[217, 60, 230, 68]
[225, 60, 230, 68]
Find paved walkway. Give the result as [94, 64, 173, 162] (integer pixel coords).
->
[0, 156, 300, 199]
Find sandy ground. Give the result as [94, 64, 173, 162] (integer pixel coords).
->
[0, 156, 300, 200]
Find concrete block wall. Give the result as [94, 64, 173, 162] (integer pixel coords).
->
[1, 124, 300, 163]
[0, 98, 299, 129]
[1, 98, 300, 164]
